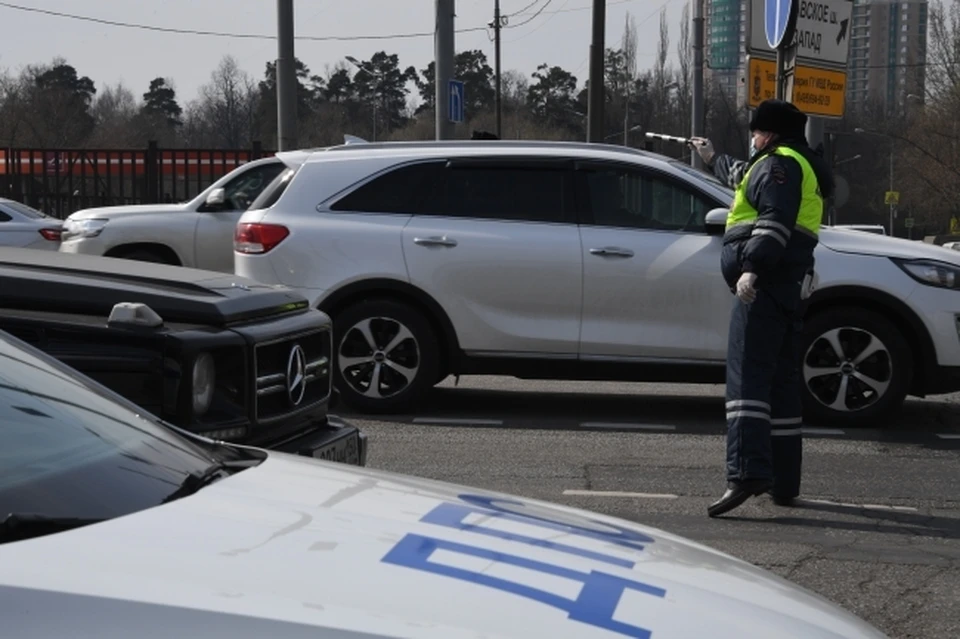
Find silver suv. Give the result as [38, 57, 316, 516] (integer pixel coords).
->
[234, 140, 960, 427]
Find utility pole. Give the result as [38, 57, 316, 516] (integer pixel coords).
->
[806, 117, 825, 165]
[276, 0, 297, 151]
[586, 0, 606, 142]
[492, 0, 503, 138]
[691, 0, 705, 169]
[435, 0, 455, 140]
[888, 142, 895, 236]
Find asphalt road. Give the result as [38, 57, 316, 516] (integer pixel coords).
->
[341, 376, 960, 639]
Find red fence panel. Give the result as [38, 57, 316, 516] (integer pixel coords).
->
[0, 142, 271, 219]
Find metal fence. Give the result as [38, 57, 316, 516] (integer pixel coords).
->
[0, 141, 271, 219]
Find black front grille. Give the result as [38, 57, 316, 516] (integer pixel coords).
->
[254, 329, 330, 423]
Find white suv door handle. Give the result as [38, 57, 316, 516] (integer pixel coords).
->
[589, 246, 634, 258]
[414, 236, 458, 247]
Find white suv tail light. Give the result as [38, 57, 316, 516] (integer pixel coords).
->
[235, 223, 289, 254]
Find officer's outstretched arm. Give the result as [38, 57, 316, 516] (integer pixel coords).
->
[741, 155, 804, 276]
[711, 154, 749, 189]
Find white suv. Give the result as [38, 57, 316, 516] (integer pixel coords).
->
[59, 156, 287, 272]
[234, 140, 960, 427]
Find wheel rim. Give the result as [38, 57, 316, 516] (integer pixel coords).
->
[803, 327, 893, 413]
[337, 316, 420, 400]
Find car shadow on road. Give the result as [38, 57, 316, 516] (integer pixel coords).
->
[731, 500, 960, 540]
[423, 386, 723, 424]
[381, 386, 960, 436]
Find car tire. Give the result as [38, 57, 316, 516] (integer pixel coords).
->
[800, 306, 912, 427]
[332, 299, 440, 414]
[117, 248, 177, 265]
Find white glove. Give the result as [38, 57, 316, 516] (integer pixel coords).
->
[801, 270, 818, 300]
[689, 137, 715, 165]
[736, 272, 758, 304]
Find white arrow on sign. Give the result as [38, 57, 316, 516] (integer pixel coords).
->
[750, 0, 854, 67]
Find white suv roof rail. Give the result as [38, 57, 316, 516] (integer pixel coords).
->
[323, 139, 660, 158]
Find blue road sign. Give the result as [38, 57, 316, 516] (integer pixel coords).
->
[764, 0, 795, 49]
[448, 79, 465, 124]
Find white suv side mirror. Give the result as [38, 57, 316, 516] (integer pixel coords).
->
[704, 208, 728, 236]
[205, 187, 227, 207]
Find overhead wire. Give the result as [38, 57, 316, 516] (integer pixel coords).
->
[506, 0, 556, 29]
[0, 1, 489, 42]
[506, 0, 546, 18]
[2, 1, 943, 71]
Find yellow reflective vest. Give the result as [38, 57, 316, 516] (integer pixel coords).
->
[725, 146, 823, 239]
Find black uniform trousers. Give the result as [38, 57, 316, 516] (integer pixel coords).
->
[721, 242, 804, 500]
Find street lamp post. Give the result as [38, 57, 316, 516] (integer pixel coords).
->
[346, 56, 381, 142]
[855, 127, 896, 237]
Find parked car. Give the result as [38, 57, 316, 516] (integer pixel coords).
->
[58, 155, 289, 272]
[0, 197, 62, 250]
[234, 140, 960, 427]
[0, 328, 887, 639]
[0, 247, 365, 465]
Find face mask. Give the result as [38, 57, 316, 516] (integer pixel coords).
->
[749, 141, 759, 158]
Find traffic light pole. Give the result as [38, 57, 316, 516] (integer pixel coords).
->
[276, 0, 297, 151]
[586, 0, 606, 142]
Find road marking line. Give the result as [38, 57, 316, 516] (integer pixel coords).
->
[801, 427, 846, 436]
[579, 422, 677, 431]
[936, 433, 960, 440]
[412, 417, 504, 426]
[562, 490, 679, 499]
[804, 498, 918, 512]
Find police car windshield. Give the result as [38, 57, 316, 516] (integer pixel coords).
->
[0, 333, 228, 542]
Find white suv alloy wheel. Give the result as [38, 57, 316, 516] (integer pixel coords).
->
[338, 316, 421, 400]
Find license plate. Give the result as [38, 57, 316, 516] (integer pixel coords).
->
[311, 432, 360, 465]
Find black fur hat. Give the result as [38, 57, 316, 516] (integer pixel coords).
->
[749, 99, 807, 138]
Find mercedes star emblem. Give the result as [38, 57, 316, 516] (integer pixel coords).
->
[286, 344, 307, 406]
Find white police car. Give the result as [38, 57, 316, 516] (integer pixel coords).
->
[0, 331, 886, 638]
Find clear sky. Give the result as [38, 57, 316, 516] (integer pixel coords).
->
[0, 0, 689, 105]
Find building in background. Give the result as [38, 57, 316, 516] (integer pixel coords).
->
[704, 0, 928, 115]
[848, 0, 928, 115]
[704, 0, 746, 104]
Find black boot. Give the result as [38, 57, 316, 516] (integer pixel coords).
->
[769, 493, 796, 507]
[707, 479, 773, 517]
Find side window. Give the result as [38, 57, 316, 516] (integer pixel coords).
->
[581, 166, 714, 232]
[649, 176, 714, 231]
[219, 162, 287, 211]
[248, 167, 296, 212]
[330, 162, 445, 213]
[331, 161, 571, 224]
[0, 210, 11, 223]
[422, 165, 570, 224]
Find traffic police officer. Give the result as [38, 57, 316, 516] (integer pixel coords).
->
[690, 99, 835, 517]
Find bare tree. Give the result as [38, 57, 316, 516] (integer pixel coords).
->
[926, 0, 960, 107]
[0, 68, 29, 146]
[621, 13, 638, 142]
[674, 2, 693, 146]
[191, 56, 260, 148]
[653, 7, 672, 130]
[87, 82, 139, 146]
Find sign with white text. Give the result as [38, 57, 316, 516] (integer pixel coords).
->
[749, 0, 854, 68]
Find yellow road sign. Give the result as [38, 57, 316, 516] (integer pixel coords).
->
[747, 57, 848, 119]
[885, 191, 900, 205]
